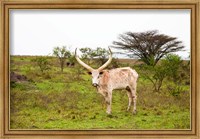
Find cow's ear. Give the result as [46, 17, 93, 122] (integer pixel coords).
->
[87, 71, 92, 75]
[99, 71, 104, 75]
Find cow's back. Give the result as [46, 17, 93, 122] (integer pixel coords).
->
[102, 67, 138, 90]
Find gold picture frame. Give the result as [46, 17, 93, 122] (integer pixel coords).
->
[0, 0, 199, 138]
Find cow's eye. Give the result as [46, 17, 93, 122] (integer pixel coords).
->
[87, 72, 92, 75]
[99, 71, 104, 75]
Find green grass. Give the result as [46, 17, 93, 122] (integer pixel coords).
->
[10, 56, 191, 130]
[10, 104, 190, 129]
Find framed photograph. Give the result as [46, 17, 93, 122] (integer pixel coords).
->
[0, 0, 199, 138]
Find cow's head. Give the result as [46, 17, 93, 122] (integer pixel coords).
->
[75, 48, 112, 87]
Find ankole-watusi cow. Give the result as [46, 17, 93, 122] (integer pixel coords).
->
[75, 48, 138, 115]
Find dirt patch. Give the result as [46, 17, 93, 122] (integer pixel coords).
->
[10, 72, 27, 82]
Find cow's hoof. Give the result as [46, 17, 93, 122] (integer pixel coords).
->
[106, 111, 111, 115]
[127, 108, 130, 111]
[133, 110, 137, 115]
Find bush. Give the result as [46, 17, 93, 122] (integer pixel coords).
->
[32, 56, 50, 73]
[141, 64, 166, 92]
[168, 85, 184, 97]
[141, 54, 183, 92]
[161, 54, 183, 83]
[53, 46, 71, 72]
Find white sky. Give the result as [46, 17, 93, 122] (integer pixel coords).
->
[10, 9, 191, 59]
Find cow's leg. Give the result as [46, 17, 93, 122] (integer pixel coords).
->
[126, 90, 132, 111]
[130, 85, 137, 114]
[105, 92, 112, 115]
[132, 94, 137, 114]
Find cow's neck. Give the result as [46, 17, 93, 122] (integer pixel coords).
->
[96, 75, 109, 93]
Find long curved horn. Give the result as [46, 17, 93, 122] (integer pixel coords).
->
[75, 48, 94, 72]
[98, 47, 112, 71]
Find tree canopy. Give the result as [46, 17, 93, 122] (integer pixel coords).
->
[53, 46, 71, 72]
[80, 47, 109, 65]
[112, 30, 184, 66]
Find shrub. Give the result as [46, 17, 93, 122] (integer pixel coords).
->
[161, 54, 183, 83]
[167, 85, 184, 97]
[53, 46, 71, 72]
[141, 54, 183, 92]
[32, 56, 50, 73]
[141, 64, 166, 92]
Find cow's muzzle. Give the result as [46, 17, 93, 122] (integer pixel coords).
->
[92, 83, 98, 87]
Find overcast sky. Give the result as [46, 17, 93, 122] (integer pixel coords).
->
[10, 9, 191, 59]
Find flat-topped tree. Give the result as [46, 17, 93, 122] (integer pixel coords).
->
[112, 30, 184, 66]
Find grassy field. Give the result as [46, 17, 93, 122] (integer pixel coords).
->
[10, 56, 190, 129]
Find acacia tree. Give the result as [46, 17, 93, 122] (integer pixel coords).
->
[112, 30, 184, 66]
[53, 46, 71, 72]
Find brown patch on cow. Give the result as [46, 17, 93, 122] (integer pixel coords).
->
[105, 101, 110, 105]
[132, 95, 137, 99]
[126, 86, 131, 92]
[102, 71, 109, 84]
[119, 69, 130, 75]
[121, 69, 129, 72]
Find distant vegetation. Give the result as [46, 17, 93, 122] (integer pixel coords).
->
[53, 46, 71, 72]
[10, 30, 190, 129]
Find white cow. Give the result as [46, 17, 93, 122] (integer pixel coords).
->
[75, 48, 138, 115]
